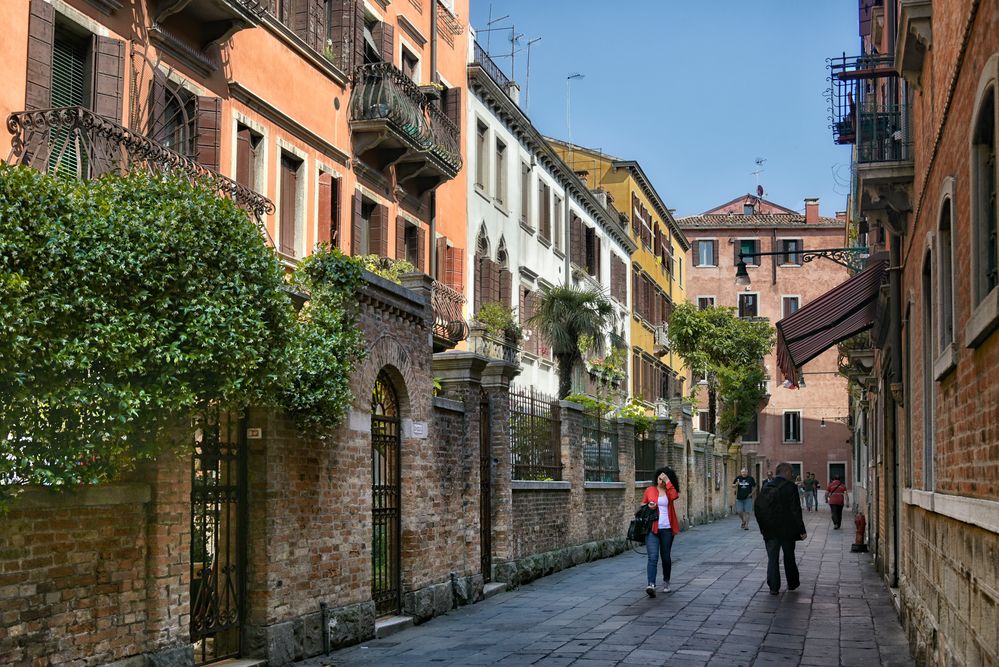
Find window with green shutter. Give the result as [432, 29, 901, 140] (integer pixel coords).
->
[49, 30, 88, 176]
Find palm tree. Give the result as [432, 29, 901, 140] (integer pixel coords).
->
[528, 284, 614, 399]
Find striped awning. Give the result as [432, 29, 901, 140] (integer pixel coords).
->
[776, 253, 889, 388]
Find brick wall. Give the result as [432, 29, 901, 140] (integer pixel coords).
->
[511, 489, 571, 558]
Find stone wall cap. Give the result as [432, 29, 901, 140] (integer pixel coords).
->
[559, 399, 584, 411]
[10, 482, 152, 509]
[584, 481, 627, 490]
[432, 396, 465, 413]
[512, 480, 571, 491]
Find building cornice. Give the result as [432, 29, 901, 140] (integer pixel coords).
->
[610, 159, 690, 252]
[468, 65, 637, 255]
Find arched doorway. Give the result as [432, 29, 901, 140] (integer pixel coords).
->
[371, 371, 402, 615]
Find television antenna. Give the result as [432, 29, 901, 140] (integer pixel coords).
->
[751, 157, 767, 193]
[524, 36, 542, 111]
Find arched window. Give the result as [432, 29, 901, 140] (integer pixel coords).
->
[937, 183, 955, 361]
[921, 253, 935, 490]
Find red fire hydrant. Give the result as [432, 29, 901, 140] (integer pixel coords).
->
[851, 511, 868, 552]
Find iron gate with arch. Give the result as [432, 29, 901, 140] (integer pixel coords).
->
[371, 371, 402, 616]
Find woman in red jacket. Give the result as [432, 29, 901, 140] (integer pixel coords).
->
[825, 474, 849, 529]
[642, 466, 681, 597]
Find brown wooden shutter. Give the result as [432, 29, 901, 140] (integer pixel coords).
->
[318, 171, 333, 245]
[195, 96, 221, 172]
[292, 0, 326, 51]
[236, 128, 252, 189]
[593, 236, 601, 279]
[631, 193, 640, 234]
[373, 21, 394, 64]
[395, 216, 407, 260]
[446, 246, 463, 292]
[473, 256, 484, 313]
[371, 203, 389, 256]
[416, 227, 426, 272]
[570, 215, 582, 266]
[444, 86, 461, 136]
[351, 191, 363, 255]
[435, 236, 447, 281]
[499, 268, 512, 308]
[91, 36, 124, 122]
[26, 0, 55, 111]
[279, 157, 297, 255]
[632, 271, 639, 314]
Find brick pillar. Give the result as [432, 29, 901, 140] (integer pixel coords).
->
[617, 417, 636, 530]
[653, 417, 678, 470]
[560, 400, 586, 544]
[480, 359, 519, 568]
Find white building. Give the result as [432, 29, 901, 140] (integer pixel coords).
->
[466, 41, 635, 396]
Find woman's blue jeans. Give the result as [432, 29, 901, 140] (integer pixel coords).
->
[645, 529, 674, 585]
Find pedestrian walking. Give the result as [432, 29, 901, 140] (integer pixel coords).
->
[826, 475, 849, 529]
[802, 472, 819, 511]
[795, 475, 805, 508]
[754, 462, 806, 595]
[732, 467, 756, 530]
[642, 467, 680, 597]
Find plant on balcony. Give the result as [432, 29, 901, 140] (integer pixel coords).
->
[528, 285, 614, 399]
[360, 255, 417, 284]
[668, 302, 774, 442]
[0, 166, 365, 500]
[620, 399, 656, 435]
[475, 302, 522, 343]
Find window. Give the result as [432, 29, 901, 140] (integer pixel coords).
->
[354, 197, 387, 257]
[678, 256, 683, 287]
[401, 46, 419, 82]
[698, 410, 713, 433]
[695, 239, 716, 267]
[743, 203, 755, 216]
[236, 125, 264, 193]
[697, 296, 715, 310]
[520, 161, 530, 224]
[972, 82, 997, 305]
[938, 193, 955, 353]
[584, 226, 600, 278]
[921, 254, 935, 489]
[738, 293, 758, 318]
[538, 182, 552, 240]
[404, 223, 419, 266]
[278, 153, 303, 257]
[742, 413, 759, 442]
[494, 139, 507, 207]
[553, 194, 563, 251]
[783, 411, 801, 443]
[782, 296, 800, 317]
[317, 170, 341, 248]
[475, 121, 488, 191]
[779, 239, 803, 265]
[790, 462, 803, 480]
[738, 239, 760, 266]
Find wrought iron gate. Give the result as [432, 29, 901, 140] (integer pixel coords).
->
[479, 392, 492, 582]
[190, 410, 246, 665]
[371, 372, 401, 616]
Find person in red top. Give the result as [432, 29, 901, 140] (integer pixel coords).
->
[825, 474, 849, 529]
[642, 466, 681, 597]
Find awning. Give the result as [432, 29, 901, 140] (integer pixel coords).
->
[776, 253, 889, 387]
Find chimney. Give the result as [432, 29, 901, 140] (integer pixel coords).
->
[503, 81, 521, 106]
[804, 198, 820, 224]
[835, 211, 847, 222]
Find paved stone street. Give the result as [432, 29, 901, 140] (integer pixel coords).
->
[301, 508, 914, 666]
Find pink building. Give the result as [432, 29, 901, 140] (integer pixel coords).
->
[680, 194, 853, 493]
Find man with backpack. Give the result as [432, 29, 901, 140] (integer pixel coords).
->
[754, 462, 807, 595]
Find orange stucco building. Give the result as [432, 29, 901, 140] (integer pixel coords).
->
[1, 0, 470, 334]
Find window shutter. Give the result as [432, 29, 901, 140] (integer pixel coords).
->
[318, 171, 333, 245]
[474, 255, 484, 313]
[569, 215, 583, 266]
[435, 236, 447, 281]
[372, 20, 394, 64]
[446, 246, 463, 292]
[371, 203, 389, 256]
[631, 193, 640, 234]
[91, 36, 124, 122]
[499, 268, 512, 308]
[593, 235, 601, 279]
[236, 128, 253, 189]
[279, 157, 297, 256]
[351, 191, 363, 255]
[395, 216, 407, 260]
[292, 0, 326, 51]
[195, 96, 221, 172]
[444, 86, 461, 136]
[416, 227, 426, 272]
[632, 272, 639, 314]
[488, 260, 500, 304]
[26, 0, 55, 111]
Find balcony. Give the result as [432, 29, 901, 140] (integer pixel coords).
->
[652, 323, 670, 355]
[349, 63, 461, 196]
[431, 280, 469, 352]
[151, 0, 266, 73]
[5, 106, 273, 220]
[469, 324, 520, 365]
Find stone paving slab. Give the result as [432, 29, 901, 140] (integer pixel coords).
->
[300, 507, 915, 666]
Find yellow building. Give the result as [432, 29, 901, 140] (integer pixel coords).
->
[548, 140, 689, 409]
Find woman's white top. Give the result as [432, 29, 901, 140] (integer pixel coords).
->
[657, 493, 671, 530]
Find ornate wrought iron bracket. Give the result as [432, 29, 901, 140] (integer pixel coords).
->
[736, 247, 869, 285]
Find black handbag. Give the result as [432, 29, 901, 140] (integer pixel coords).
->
[627, 505, 657, 543]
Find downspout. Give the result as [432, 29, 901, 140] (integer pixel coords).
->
[889, 232, 903, 588]
[428, 2, 439, 279]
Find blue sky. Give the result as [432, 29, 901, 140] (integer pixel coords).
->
[468, 1, 859, 217]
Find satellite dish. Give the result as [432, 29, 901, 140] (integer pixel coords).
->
[757, 185, 764, 197]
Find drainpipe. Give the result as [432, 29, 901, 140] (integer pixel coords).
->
[428, 1, 439, 280]
[889, 232, 902, 588]
[430, 0, 438, 84]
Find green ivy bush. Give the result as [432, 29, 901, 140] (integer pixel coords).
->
[475, 302, 522, 341]
[0, 166, 365, 495]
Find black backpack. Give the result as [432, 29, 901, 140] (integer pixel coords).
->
[753, 478, 787, 531]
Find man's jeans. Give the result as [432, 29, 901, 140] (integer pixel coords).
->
[764, 538, 799, 592]
[805, 491, 816, 510]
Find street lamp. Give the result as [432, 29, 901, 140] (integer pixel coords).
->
[734, 247, 870, 286]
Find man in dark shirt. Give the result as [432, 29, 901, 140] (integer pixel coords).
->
[755, 462, 807, 595]
[732, 468, 756, 530]
[802, 472, 819, 511]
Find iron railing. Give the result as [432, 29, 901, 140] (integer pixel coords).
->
[431, 279, 469, 345]
[5, 106, 273, 220]
[653, 324, 669, 352]
[634, 433, 656, 482]
[583, 410, 619, 482]
[509, 387, 562, 481]
[472, 40, 511, 90]
[350, 63, 462, 172]
[857, 104, 912, 163]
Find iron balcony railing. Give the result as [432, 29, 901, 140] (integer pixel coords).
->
[5, 106, 273, 219]
[350, 63, 462, 172]
[431, 279, 469, 346]
[472, 40, 511, 90]
[856, 103, 912, 164]
[653, 323, 670, 353]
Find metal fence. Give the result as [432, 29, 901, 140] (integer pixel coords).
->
[634, 433, 656, 482]
[583, 411, 619, 482]
[509, 387, 562, 481]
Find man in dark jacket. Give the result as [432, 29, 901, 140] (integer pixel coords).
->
[754, 461, 807, 595]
